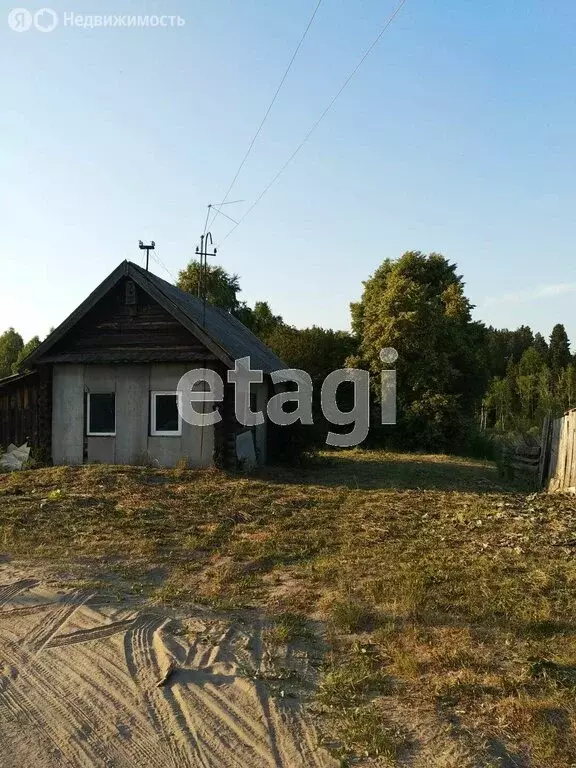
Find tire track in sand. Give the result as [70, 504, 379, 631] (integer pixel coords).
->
[0, 579, 38, 608]
[0, 644, 101, 766]
[45, 617, 136, 648]
[24, 591, 94, 653]
[2, 632, 172, 768]
[36, 642, 172, 768]
[0, 575, 338, 768]
[124, 613, 197, 768]
[0, 602, 58, 618]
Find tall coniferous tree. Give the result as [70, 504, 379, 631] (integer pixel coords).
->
[549, 324, 571, 374]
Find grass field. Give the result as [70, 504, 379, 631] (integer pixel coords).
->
[2, 450, 576, 766]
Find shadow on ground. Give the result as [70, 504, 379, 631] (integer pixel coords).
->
[260, 451, 516, 493]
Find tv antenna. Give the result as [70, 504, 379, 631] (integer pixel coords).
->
[139, 240, 155, 271]
[195, 231, 217, 327]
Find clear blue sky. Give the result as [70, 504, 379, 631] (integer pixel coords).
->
[2, 0, 575, 346]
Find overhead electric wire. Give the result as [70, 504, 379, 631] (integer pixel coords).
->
[220, 0, 408, 244]
[149, 250, 178, 283]
[209, 0, 324, 231]
[208, 206, 239, 226]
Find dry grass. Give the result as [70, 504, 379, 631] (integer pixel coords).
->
[2, 449, 576, 765]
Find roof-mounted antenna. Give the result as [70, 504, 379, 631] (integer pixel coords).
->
[138, 240, 155, 271]
[195, 231, 217, 328]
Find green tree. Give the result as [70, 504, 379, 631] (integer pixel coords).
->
[0, 328, 24, 379]
[266, 325, 356, 384]
[177, 262, 286, 345]
[484, 375, 515, 431]
[559, 364, 576, 411]
[237, 301, 284, 343]
[549, 323, 571, 374]
[351, 251, 487, 450]
[177, 262, 241, 313]
[12, 336, 41, 373]
[510, 325, 534, 364]
[485, 327, 513, 379]
[533, 332, 549, 361]
[516, 346, 546, 422]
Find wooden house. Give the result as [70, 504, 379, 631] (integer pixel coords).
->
[0, 261, 287, 468]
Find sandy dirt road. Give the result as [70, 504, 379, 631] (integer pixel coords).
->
[0, 566, 337, 768]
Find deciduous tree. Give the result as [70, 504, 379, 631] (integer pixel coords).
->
[177, 262, 241, 313]
[0, 328, 23, 379]
[350, 251, 486, 449]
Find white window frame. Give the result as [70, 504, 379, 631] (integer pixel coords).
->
[150, 391, 182, 437]
[86, 392, 116, 437]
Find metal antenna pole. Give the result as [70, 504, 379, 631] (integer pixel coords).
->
[138, 240, 156, 271]
[195, 235, 205, 299]
[194, 231, 217, 328]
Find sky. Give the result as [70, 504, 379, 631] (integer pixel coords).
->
[1, 0, 575, 346]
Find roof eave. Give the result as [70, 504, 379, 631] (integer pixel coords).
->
[22, 261, 130, 368]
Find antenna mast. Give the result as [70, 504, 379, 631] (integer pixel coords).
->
[138, 240, 156, 271]
[195, 231, 217, 327]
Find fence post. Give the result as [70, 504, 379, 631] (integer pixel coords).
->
[537, 413, 551, 489]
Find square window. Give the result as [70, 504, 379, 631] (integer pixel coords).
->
[87, 393, 116, 436]
[151, 392, 182, 436]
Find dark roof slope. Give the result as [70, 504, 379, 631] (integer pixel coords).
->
[0, 370, 37, 389]
[130, 263, 286, 373]
[24, 260, 286, 374]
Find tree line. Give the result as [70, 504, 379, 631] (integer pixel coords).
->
[0, 330, 41, 379]
[2, 252, 573, 454]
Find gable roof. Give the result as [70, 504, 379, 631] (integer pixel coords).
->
[24, 261, 286, 373]
[0, 370, 38, 390]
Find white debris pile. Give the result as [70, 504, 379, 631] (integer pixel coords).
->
[0, 442, 31, 471]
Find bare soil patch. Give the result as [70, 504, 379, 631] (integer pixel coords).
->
[2, 451, 576, 765]
[0, 563, 335, 768]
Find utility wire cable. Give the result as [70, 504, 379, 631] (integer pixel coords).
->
[209, 0, 323, 231]
[220, 0, 408, 243]
[209, 205, 239, 226]
[150, 251, 178, 283]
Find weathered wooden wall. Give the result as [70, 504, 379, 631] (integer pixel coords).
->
[39, 279, 217, 364]
[546, 409, 576, 493]
[0, 372, 40, 451]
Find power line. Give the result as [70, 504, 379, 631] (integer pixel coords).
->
[202, 200, 244, 243]
[150, 250, 178, 283]
[208, 205, 239, 226]
[209, 0, 323, 231]
[220, 0, 408, 244]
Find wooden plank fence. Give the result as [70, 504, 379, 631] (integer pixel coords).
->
[545, 408, 576, 493]
[500, 442, 542, 485]
[499, 409, 576, 492]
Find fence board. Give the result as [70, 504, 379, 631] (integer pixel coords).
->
[538, 415, 551, 487]
[548, 418, 560, 483]
[559, 416, 568, 489]
[567, 412, 573, 484]
[545, 409, 576, 493]
[568, 411, 576, 488]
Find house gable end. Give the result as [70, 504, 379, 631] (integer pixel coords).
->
[31, 274, 220, 365]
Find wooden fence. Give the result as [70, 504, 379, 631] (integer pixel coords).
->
[500, 443, 542, 485]
[0, 371, 40, 452]
[498, 410, 576, 491]
[544, 409, 576, 493]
